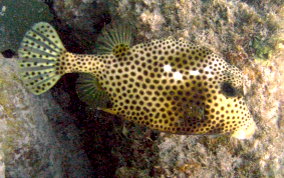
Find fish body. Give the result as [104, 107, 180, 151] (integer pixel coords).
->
[18, 22, 256, 139]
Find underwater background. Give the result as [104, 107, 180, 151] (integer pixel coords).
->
[0, 0, 283, 177]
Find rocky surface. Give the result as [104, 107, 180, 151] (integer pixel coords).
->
[0, 56, 93, 177]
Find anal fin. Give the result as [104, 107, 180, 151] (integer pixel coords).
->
[76, 73, 110, 108]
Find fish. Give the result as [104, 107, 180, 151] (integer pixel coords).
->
[17, 22, 256, 139]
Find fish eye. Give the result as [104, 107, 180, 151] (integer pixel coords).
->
[220, 82, 237, 97]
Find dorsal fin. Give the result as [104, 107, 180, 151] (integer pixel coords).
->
[95, 23, 133, 56]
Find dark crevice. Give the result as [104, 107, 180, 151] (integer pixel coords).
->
[2, 49, 16, 58]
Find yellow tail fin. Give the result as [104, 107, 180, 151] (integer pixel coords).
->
[18, 22, 66, 95]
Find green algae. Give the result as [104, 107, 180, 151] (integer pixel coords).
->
[251, 37, 274, 60]
[0, 79, 14, 118]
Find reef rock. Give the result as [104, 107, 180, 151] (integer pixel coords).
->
[0, 56, 92, 177]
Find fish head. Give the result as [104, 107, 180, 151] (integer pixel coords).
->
[198, 61, 256, 139]
[165, 43, 257, 139]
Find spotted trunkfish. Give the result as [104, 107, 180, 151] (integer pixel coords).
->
[17, 22, 256, 139]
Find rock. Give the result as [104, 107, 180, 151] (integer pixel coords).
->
[0, 56, 93, 177]
[0, 0, 53, 53]
[52, 0, 111, 52]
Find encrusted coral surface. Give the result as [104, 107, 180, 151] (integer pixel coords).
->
[0, 57, 93, 177]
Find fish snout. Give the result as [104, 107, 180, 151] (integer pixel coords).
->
[231, 119, 256, 139]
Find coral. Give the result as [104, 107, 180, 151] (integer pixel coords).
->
[0, 0, 53, 53]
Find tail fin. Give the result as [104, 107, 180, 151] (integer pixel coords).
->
[18, 22, 66, 95]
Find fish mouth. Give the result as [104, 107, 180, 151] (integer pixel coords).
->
[231, 120, 257, 139]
